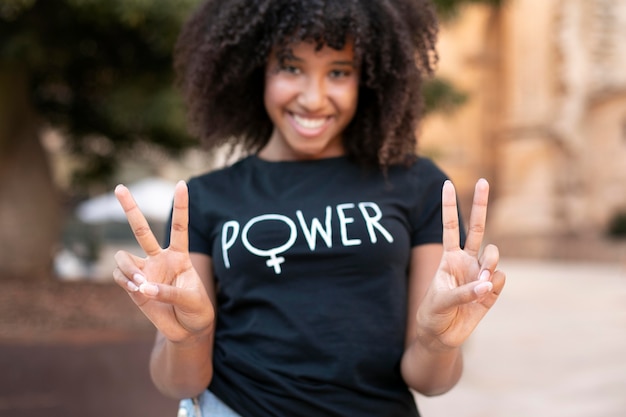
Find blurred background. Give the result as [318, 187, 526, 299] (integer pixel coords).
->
[0, 0, 625, 416]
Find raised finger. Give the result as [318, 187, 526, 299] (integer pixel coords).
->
[168, 181, 189, 253]
[441, 180, 461, 252]
[464, 179, 490, 257]
[115, 184, 162, 257]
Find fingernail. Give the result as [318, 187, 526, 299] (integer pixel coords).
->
[133, 273, 146, 285]
[127, 281, 139, 292]
[479, 270, 491, 282]
[474, 281, 493, 296]
[140, 283, 159, 296]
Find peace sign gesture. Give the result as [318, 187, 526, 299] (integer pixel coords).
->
[112, 181, 214, 343]
[416, 179, 506, 351]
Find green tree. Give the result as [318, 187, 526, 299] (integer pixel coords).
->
[0, 0, 501, 281]
[423, 0, 504, 114]
[0, 0, 197, 280]
[433, 0, 503, 19]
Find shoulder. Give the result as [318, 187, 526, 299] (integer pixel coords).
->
[188, 156, 255, 189]
[407, 157, 448, 179]
[387, 157, 449, 192]
[184, 156, 259, 213]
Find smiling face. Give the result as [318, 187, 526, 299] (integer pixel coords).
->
[259, 40, 359, 161]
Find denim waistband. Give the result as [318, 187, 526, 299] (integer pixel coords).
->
[178, 390, 242, 417]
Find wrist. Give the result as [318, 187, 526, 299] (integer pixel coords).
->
[168, 322, 214, 347]
[402, 329, 464, 395]
[414, 325, 460, 355]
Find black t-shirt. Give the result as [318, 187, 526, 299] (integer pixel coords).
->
[185, 155, 457, 417]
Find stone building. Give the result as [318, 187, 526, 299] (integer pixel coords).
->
[421, 0, 626, 260]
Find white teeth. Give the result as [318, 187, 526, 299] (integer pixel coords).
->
[293, 115, 326, 129]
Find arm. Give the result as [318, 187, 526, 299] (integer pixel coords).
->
[112, 181, 216, 399]
[401, 179, 506, 396]
[401, 244, 463, 395]
[148, 253, 216, 398]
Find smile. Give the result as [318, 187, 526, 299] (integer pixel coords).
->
[292, 114, 328, 130]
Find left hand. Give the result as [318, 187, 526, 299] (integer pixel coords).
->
[416, 179, 506, 351]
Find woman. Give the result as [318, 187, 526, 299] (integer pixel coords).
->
[113, 1, 506, 415]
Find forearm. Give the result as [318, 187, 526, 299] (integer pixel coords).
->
[150, 330, 215, 399]
[400, 336, 463, 396]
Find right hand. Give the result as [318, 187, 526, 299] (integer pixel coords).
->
[112, 180, 215, 343]
[414, 179, 505, 351]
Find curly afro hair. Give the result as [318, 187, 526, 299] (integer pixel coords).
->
[174, 0, 439, 168]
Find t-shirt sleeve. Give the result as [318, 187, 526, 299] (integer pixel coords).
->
[186, 177, 214, 255]
[409, 159, 467, 248]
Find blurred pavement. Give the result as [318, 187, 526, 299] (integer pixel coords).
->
[0, 336, 178, 417]
[2, 258, 625, 416]
[416, 258, 626, 417]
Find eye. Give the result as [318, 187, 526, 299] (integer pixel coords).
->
[329, 69, 352, 79]
[280, 64, 301, 75]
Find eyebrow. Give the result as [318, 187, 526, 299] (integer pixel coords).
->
[280, 53, 355, 67]
[331, 60, 356, 67]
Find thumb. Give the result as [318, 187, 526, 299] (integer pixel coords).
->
[435, 280, 493, 311]
[138, 281, 209, 316]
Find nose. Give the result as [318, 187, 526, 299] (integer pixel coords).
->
[297, 76, 326, 111]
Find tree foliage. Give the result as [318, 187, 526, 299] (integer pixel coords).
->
[1, 0, 199, 188]
[423, 0, 503, 113]
[433, 0, 503, 20]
